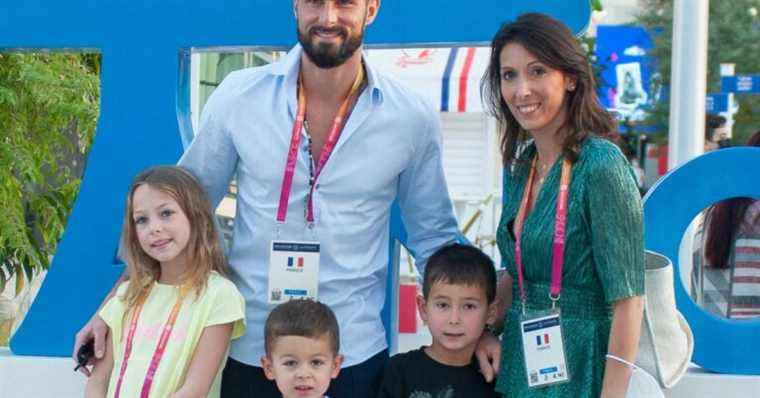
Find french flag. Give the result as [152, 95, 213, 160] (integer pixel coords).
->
[536, 333, 550, 346]
[441, 47, 479, 112]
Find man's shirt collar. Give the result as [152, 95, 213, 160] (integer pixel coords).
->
[272, 43, 383, 106]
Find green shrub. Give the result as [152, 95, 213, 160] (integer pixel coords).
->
[0, 53, 99, 295]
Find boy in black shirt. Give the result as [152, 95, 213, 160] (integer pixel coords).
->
[379, 244, 500, 398]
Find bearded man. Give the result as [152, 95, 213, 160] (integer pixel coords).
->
[74, 1, 462, 396]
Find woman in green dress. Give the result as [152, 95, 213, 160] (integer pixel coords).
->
[480, 13, 645, 397]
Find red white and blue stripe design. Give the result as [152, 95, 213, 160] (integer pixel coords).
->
[536, 333, 550, 347]
[287, 256, 304, 268]
[366, 47, 489, 113]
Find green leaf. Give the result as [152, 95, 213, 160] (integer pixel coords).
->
[22, 255, 36, 280]
[1, 52, 99, 281]
[15, 266, 25, 296]
[0, 273, 6, 295]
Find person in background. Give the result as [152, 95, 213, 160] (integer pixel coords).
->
[705, 114, 730, 151]
[701, 131, 760, 319]
[480, 12, 645, 397]
[620, 134, 645, 195]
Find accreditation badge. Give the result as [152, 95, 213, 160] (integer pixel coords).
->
[520, 312, 570, 388]
[267, 241, 320, 304]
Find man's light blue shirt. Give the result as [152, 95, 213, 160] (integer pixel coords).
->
[179, 45, 458, 366]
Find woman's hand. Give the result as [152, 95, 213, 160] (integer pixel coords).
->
[601, 295, 644, 397]
[474, 271, 511, 382]
[599, 359, 633, 398]
[475, 331, 502, 382]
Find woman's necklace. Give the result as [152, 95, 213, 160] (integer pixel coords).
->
[535, 157, 551, 187]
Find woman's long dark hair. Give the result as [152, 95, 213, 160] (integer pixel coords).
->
[705, 131, 760, 268]
[481, 13, 618, 165]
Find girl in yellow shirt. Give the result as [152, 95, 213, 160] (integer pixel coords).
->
[85, 166, 246, 398]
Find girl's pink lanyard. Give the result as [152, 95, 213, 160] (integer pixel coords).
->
[514, 156, 572, 314]
[113, 287, 185, 398]
[276, 65, 365, 225]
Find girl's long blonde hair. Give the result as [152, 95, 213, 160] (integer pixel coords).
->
[118, 166, 227, 310]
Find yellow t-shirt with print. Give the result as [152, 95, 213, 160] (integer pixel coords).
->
[100, 271, 246, 398]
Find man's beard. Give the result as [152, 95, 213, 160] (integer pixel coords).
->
[298, 24, 364, 69]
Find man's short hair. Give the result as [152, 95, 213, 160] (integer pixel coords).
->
[264, 299, 340, 355]
[423, 243, 497, 303]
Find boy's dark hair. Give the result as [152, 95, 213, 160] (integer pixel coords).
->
[423, 244, 496, 303]
[264, 299, 340, 355]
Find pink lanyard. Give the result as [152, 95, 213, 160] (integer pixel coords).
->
[113, 287, 185, 398]
[276, 65, 365, 224]
[514, 156, 572, 313]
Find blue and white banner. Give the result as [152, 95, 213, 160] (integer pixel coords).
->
[721, 75, 760, 94]
[706, 93, 730, 113]
[596, 25, 658, 121]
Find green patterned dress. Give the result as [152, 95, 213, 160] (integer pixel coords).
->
[494, 137, 645, 398]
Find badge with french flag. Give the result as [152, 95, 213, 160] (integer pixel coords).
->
[520, 313, 568, 387]
[268, 241, 321, 304]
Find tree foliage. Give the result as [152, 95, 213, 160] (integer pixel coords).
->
[635, 0, 760, 144]
[0, 53, 100, 295]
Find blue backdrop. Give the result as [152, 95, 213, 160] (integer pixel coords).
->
[4, 0, 760, 377]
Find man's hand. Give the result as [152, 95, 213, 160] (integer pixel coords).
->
[73, 315, 108, 377]
[475, 331, 502, 383]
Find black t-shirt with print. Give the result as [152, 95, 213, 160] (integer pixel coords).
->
[378, 348, 499, 398]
